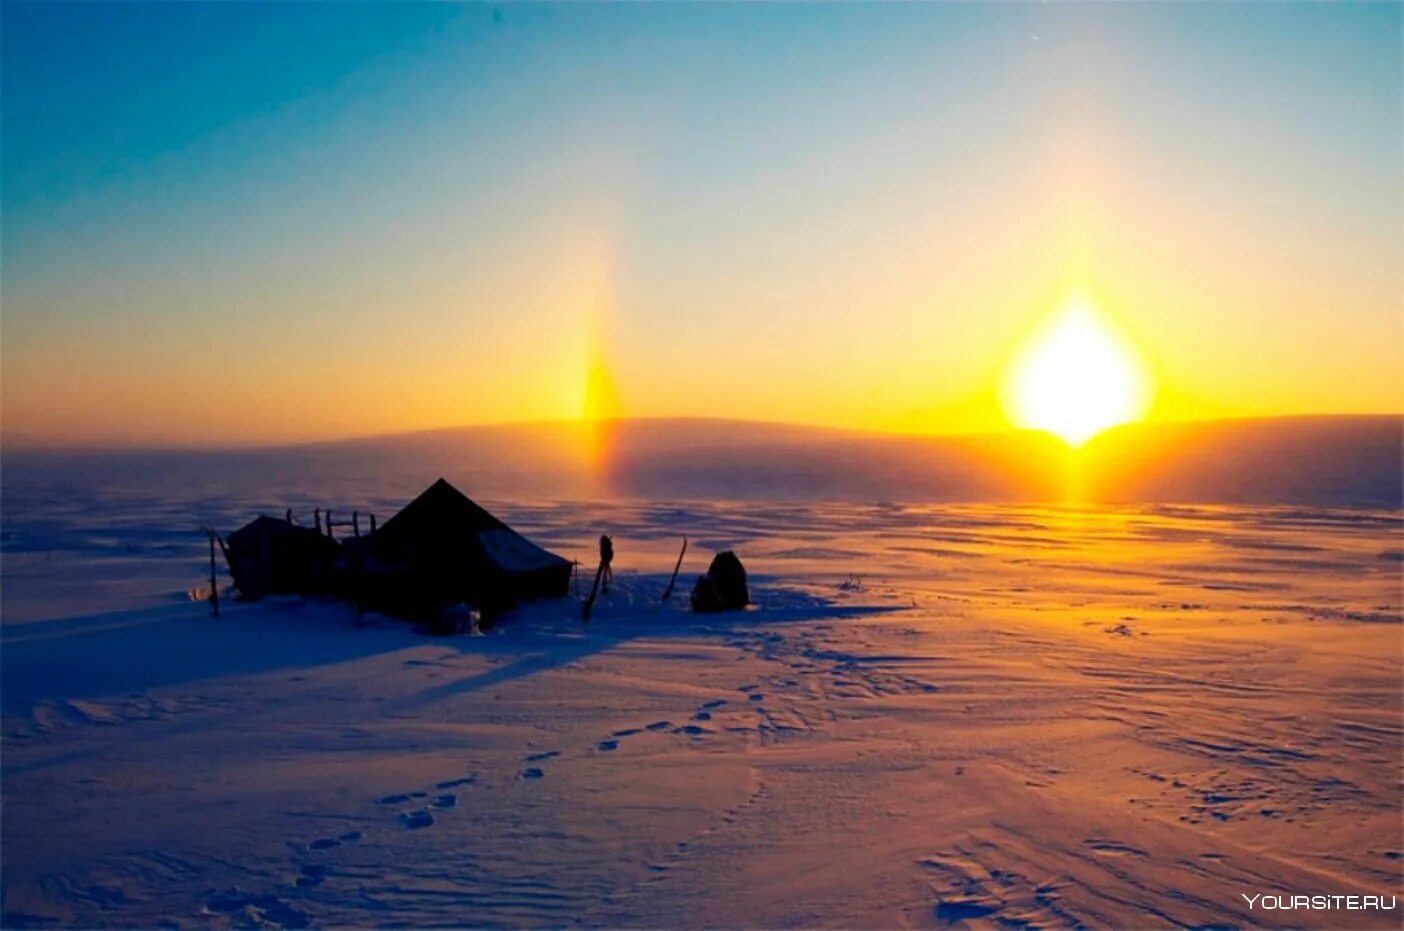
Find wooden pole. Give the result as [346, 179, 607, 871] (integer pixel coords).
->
[369, 513, 377, 534]
[314, 508, 322, 534]
[208, 531, 220, 618]
[352, 511, 360, 538]
[582, 559, 606, 623]
[285, 508, 292, 524]
[354, 542, 365, 623]
[325, 510, 334, 541]
[661, 536, 688, 602]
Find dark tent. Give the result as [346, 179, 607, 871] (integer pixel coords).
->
[354, 478, 572, 621]
[222, 515, 344, 600]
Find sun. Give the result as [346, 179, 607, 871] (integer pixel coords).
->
[999, 293, 1154, 447]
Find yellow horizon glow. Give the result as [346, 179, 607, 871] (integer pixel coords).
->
[999, 292, 1155, 447]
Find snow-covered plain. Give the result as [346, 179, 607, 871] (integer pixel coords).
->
[2, 458, 1401, 928]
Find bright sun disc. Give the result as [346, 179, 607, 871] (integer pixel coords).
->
[999, 294, 1153, 447]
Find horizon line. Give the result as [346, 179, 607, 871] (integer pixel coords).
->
[3, 411, 1401, 456]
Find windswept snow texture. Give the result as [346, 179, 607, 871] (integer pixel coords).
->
[2, 469, 1401, 928]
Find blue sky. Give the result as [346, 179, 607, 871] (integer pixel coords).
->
[3, 2, 1400, 446]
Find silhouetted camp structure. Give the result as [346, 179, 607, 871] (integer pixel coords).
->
[220, 515, 343, 600]
[354, 479, 572, 622]
[690, 550, 749, 613]
[220, 479, 572, 626]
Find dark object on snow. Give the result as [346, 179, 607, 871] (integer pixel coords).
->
[706, 551, 750, 608]
[661, 536, 688, 602]
[599, 534, 614, 591]
[690, 574, 724, 614]
[201, 527, 221, 617]
[690, 550, 749, 613]
[221, 516, 344, 600]
[582, 533, 615, 623]
[356, 478, 571, 623]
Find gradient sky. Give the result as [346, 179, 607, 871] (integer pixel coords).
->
[3, 2, 1400, 447]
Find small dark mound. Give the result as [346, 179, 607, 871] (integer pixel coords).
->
[691, 551, 749, 613]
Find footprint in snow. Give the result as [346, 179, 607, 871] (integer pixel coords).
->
[645, 721, 672, 731]
[598, 739, 619, 752]
[692, 711, 712, 721]
[204, 889, 310, 929]
[747, 693, 764, 702]
[700, 699, 728, 710]
[525, 750, 560, 762]
[377, 792, 426, 805]
[400, 810, 434, 829]
[612, 728, 642, 737]
[431, 794, 456, 809]
[521, 767, 545, 780]
[306, 830, 360, 851]
[436, 776, 476, 789]
[674, 724, 709, 736]
[295, 865, 325, 888]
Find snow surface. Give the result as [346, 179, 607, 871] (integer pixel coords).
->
[2, 462, 1402, 928]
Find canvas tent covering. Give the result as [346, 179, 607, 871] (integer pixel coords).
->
[221, 515, 343, 599]
[354, 478, 572, 619]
